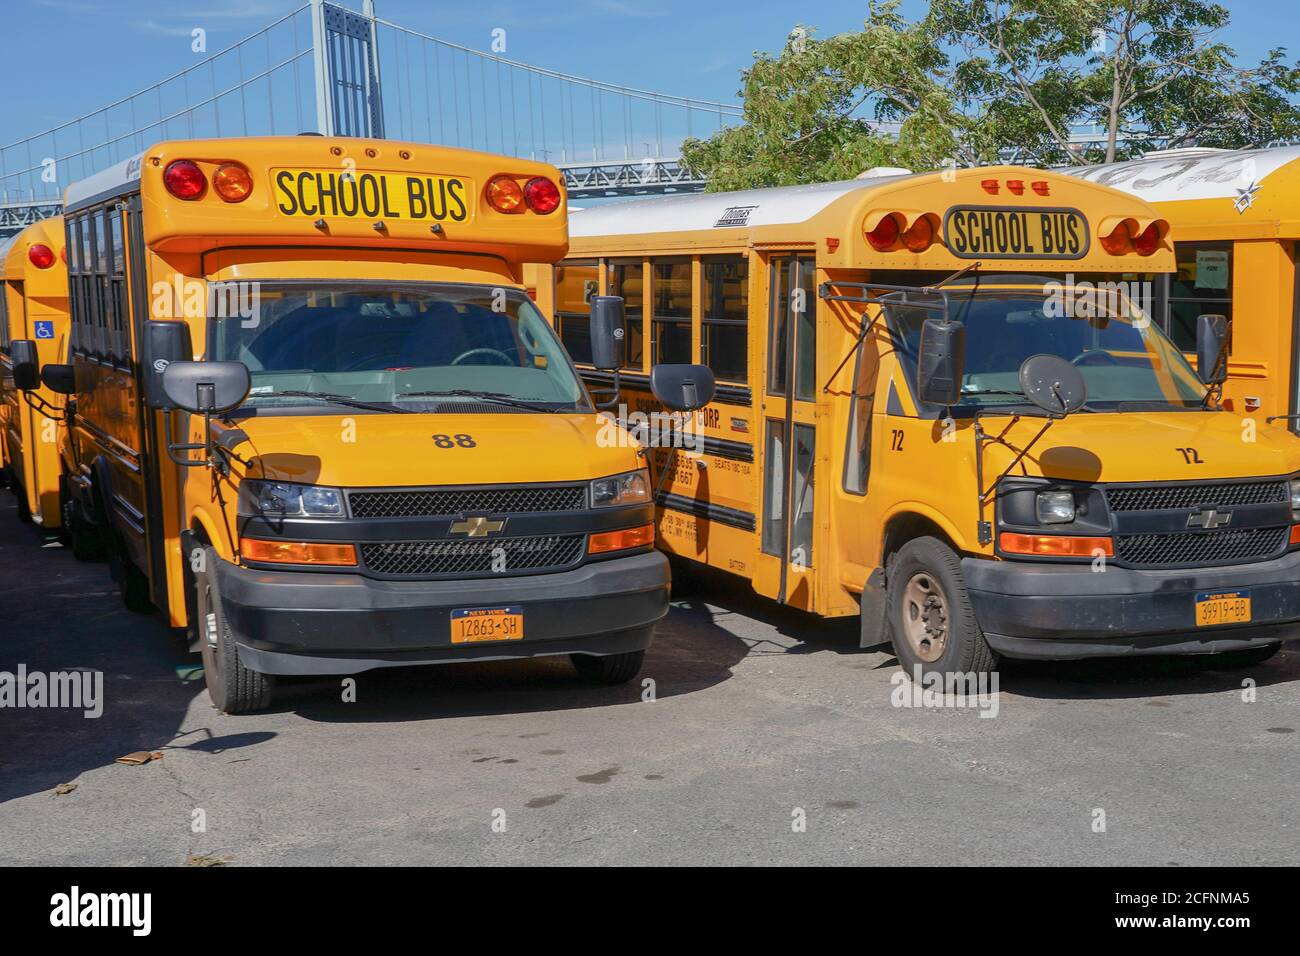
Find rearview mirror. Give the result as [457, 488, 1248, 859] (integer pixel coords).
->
[651, 363, 716, 412]
[1196, 313, 1229, 386]
[161, 361, 250, 415]
[10, 340, 40, 391]
[589, 295, 626, 371]
[41, 363, 76, 396]
[142, 320, 195, 409]
[917, 318, 965, 406]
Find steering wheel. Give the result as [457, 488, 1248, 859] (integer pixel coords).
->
[451, 348, 514, 367]
[1071, 351, 1119, 367]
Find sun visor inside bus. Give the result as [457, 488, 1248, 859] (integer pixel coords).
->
[142, 320, 195, 409]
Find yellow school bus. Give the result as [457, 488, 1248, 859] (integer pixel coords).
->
[0, 215, 70, 528]
[10, 136, 711, 712]
[1070, 146, 1300, 426]
[535, 165, 1300, 678]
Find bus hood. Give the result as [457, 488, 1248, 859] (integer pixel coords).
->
[219, 412, 641, 487]
[978, 411, 1300, 484]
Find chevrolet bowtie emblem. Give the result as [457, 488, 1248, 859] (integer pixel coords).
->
[1187, 508, 1232, 529]
[450, 516, 506, 537]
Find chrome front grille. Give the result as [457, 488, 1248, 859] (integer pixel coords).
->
[361, 534, 585, 577]
[348, 484, 587, 519]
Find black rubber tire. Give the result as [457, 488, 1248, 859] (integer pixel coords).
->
[64, 494, 105, 562]
[194, 545, 274, 714]
[14, 483, 32, 524]
[1208, 642, 1282, 668]
[886, 536, 998, 680]
[571, 649, 645, 685]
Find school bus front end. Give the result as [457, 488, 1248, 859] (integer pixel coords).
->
[557, 165, 1300, 679]
[59, 136, 668, 712]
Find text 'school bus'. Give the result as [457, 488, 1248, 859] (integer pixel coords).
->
[532, 165, 1300, 679]
[9, 136, 715, 713]
[0, 215, 70, 529]
[1069, 146, 1300, 428]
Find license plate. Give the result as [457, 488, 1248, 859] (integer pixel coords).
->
[1194, 590, 1251, 627]
[272, 168, 472, 223]
[450, 606, 524, 644]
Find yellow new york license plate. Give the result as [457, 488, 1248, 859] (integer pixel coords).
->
[450, 606, 524, 644]
[272, 168, 471, 223]
[1194, 590, 1251, 627]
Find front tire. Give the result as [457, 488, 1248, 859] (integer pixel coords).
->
[193, 545, 274, 713]
[887, 536, 998, 680]
[571, 650, 645, 685]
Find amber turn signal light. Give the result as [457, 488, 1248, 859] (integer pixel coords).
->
[241, 538, 357, 566]
[1000, 533, 1114, 558]
[1289, 525, 1300, 546]
[486, 175, 525, 212]
[213, 163, 253, 202]
[588, 524, 655, 554]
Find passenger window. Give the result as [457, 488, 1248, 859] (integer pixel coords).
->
[554, 259, 598, 365]
[607, 260, 645, 370]
[1168, 241, 1232, 352]
[702, 255, 747, 383]
[650, 258, 692, 366]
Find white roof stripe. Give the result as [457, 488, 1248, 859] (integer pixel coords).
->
[568, 173, 916, 237]
[1066, 145, 1300, 203]
[63, 151, 145, 210]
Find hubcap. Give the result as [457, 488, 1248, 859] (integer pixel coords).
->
[901, 572, 949, 663]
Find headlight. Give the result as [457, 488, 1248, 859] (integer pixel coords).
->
[1290, 479, 1300, 517]
[238, 480, 345, 518]
[1035, 490, 1076, 524]
[591, 469, 651, 508]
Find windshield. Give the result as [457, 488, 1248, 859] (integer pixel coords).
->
[886, 288, 1207, 411]
[211, 282, 588, 412]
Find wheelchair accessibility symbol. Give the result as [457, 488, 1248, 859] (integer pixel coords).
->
[34, 320, 55, 339]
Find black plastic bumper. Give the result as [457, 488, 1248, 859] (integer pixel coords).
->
[215, 550, 669, 676]
[962, 551, 1300, 659]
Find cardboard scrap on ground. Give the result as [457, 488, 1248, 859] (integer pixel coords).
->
[185, 854, 229, 867]
[115, 751, 165, 766]
[52, 782, 78, 796]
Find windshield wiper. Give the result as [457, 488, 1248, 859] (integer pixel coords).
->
[271, 390, 415, 414]
[961, 388, 1029, 399]
[397, 388, 565, 413]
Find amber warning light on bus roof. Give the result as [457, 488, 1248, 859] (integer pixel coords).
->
[1099, 218, 1168, 257]
[486, 174, 561, 214]
[866, 213, 939, 253]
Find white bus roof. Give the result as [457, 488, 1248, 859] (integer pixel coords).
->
[1067, 145, 1300, 203]
[568, 174, 916, 238]
[63, 152, 145, 212]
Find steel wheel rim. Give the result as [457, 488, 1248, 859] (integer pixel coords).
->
[901, 572, 948, 663]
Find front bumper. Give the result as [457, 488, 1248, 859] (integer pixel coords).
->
[962, 550, 1300, 659]
[215, 550, 669, 675]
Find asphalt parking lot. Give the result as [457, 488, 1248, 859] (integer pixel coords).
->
[1, 493, 1297, 866]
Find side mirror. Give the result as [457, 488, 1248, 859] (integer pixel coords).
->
[161, 361, 250, 415]
[651, 363, 716, 412]
[10, 340, 40, 391]
[1018, 353, 1088, 416]
[1196, 313, 1229, 385]
[40, 364, 76, 396]
[141, 320, 195, 409]
[917, 318, 965, 406]
[589, 295, 626, 371]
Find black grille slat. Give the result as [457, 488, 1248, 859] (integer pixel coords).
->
[361, 534, 585, 577]
[1105, 481, 1287, 512]
[1115, 527, 1288, 568]
[349, 485, 586, 519]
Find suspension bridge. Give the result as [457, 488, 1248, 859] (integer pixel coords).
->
[0, 0, 743, 236]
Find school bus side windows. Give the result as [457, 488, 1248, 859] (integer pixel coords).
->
[1168, 241, 1232, 352]
[650, 258, 691, 366]
[702, 255, 748, 383]
[554, 259, 598, 365]
[607, 260, 645, 370]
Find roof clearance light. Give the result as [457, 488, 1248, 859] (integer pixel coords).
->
[213, 163, 253, 203]
[902, 217, 934, 253]
[1031, 181, 1051, 196]
[163, 160, 207, 200]
[486, 175, 525, 213]
[28, 243, 56, 269]
[1100, 224, 1131, 256]
[524, 177, 561, 214]
[1134, 222, 1162, 256]
[1006, 179, 1025, 195]
[865, 214, 900, 252]
[981, 179, 1000, 195]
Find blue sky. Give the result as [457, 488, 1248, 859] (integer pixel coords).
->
[2, 0, 1295, 144]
